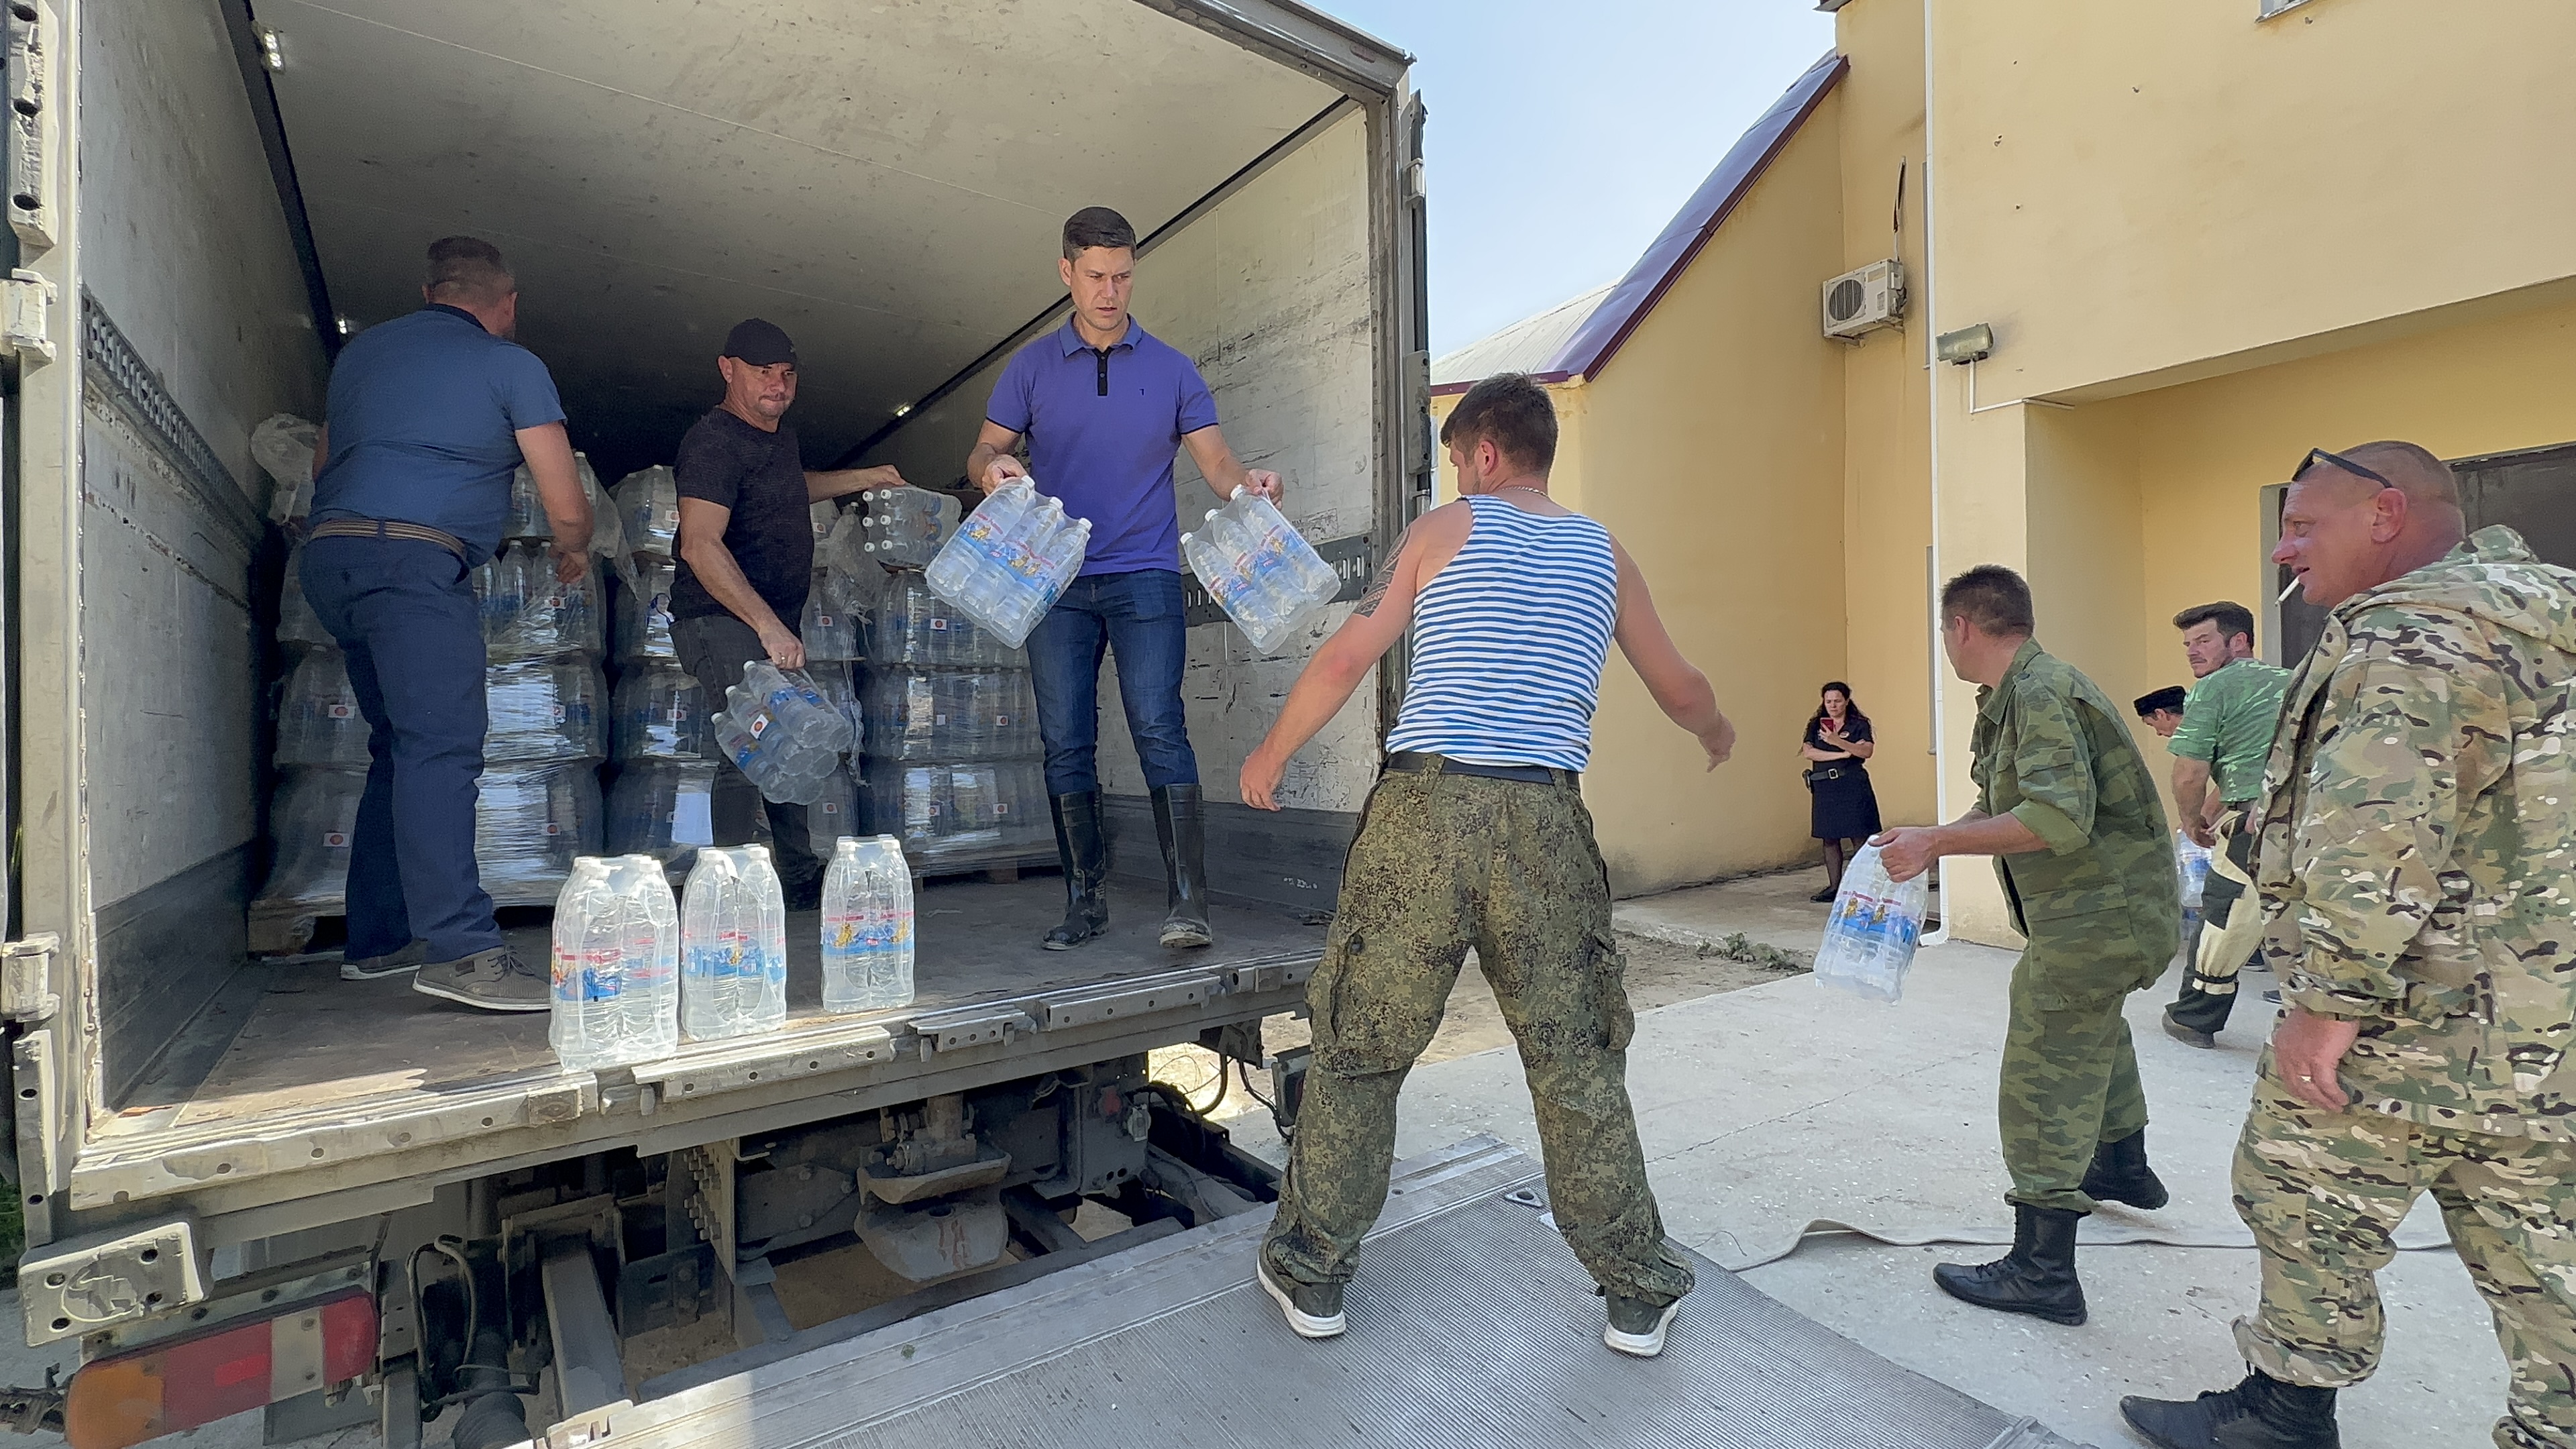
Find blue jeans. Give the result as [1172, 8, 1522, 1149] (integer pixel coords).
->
[301, 537, 502, 963]
[1026, 570, 1197, 796]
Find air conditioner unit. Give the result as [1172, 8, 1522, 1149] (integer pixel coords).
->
[1821, 260, 1905, 339]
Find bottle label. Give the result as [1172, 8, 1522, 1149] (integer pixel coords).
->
[327, 702, 354, 719]
[324, 830, 348, 848]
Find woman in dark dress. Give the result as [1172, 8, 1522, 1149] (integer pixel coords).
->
[1801, 682, 1883, 901]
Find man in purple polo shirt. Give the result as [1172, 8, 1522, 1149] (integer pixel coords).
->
[969, 206, 1279, 953]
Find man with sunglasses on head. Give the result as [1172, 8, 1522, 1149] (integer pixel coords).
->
[2121, 442, 2576, 1449]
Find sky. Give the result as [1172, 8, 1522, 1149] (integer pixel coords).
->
[1314, 1, 1839, 358]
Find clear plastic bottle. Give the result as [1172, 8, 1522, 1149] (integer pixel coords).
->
[1811, 842, 1929, 1002]
[275, 652, 373, 767]
[2174, 831, 2212, 910]
[549, 855, 680, 1069]
[1187, 491, 1336, 655]
[802, 574, 862, 661]
[611, 665, 707, 761]
[820, 835, 915, 1012]
[612, 465, 683, 561]
[681, 844, 788, 1040]
[925, 481, 1089, 648]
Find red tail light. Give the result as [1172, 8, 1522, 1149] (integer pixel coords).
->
[64, 1288, 374, 1449]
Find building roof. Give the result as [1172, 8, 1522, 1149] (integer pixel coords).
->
[1430, 284, 1615, 389]
[1432, 50, 1847, 397]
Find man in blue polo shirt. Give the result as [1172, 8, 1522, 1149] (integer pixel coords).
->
[304, 235, 591, 1012]
[969, 207, 1279, 953]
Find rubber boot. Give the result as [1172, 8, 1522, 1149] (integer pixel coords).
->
[2163, 968, 2238, 1047]
[1931, 1202, 2087, 1325]
[2080, 1128, 2171, 1210]
[1043, 791, 1110, 950]
[1152, 784, 1213, 949]
[2119, 1368, 2341, 1449]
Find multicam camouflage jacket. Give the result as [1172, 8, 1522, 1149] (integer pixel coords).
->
[2256, 525, 2576, 1141]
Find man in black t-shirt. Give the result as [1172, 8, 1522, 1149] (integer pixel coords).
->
[671, 318, 903, 906]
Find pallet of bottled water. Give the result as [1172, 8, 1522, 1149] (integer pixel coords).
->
[1813, 842, 1929, 1003]
[822, 835, 915, 1014]
[550, 855, 682, 1071]
[863, 667, 1037, 762]
[871, 572, 1017, 669]
[606, 759, 716, 879]
[867, 761, 1049, 873]
[276, 652, 372, 767]
[1181, 488, 1341, 657]
[614, 557, 681, 664]
[478, 541, 605, 661]
[800, 569, 864, 663]
[924, 480, 1091, 649]
[611, 665, 708, 761]
[486, 659, 608, 764]
[504, 451, 625, 559]
[612, 465, 682, 561]
[478, 762, 606, 907]
[254, 766, 365, 910]
[681, 844, 788, 1040]
[710, 660, 855, 806]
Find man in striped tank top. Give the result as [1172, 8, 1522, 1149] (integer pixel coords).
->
[1238, 374, 1737, 1358]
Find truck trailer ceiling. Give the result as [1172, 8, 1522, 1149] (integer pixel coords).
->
[257, 0, 1347, 480]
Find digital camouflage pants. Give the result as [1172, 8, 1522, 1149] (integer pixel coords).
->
[2000, 943, 2151, 1211]
[1259, 767, 1696, 1307]
[2234, 1059, 2576, 1449]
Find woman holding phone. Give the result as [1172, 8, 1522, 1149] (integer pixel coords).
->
[1801, 682, 1882, 901]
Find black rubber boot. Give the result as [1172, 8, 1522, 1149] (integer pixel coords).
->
[1043, 791, 1110, 950]
[2163, 969, 2238, 1047]
[2080, 1128, 2171, 1210]
[1932, 1202, 2087, 1325]
[1152, 784, 1213, 949]
[2120, 1368, 2341, 1449]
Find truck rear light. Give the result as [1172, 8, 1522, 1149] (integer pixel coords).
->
[63, 1288, 374, 1449]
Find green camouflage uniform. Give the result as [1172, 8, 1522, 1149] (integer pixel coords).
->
[1260, 765, 1695, 1306]
[1970, 639, 2181, 1212]
[2235, 526, 2576, 1449]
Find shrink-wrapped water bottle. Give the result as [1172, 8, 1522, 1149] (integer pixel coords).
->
[924, 480, 1091, 649]
[506, 453, 623, 558]
[254, 767, 365, 907]
[614, 558, 680, 663]
[710, 661, 853, 804]
[275, 652, 372, 767]
[486, 659, 607, 764]
[872, 572, 1009, 667]
[606, 759, 717, 877]
[681, 844, 788, 1040]
[278, 542, 335, 649]
[1182, 488, 1339, 655]
[806, 659, 865, 743]
[549, 855, 680, 1070]
[858, 486, 959, 568]
[478, 543, 604, 661]
[476, 763, 605, 906]
[612, 665, 707, 761]
[611, 465, 682, 561]
[2175, 831, 2211, 910]
[807, 765, 860, 858]
[802, 574, 862, 661]
[1813, 842, 1929, 1003]
[821, 835, 914, 1013]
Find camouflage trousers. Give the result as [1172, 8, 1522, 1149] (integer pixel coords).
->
[1260, 767, 1696, 1307]
[2000, 946, 2151, 1211]
[2235, 1057, 2576, 1449]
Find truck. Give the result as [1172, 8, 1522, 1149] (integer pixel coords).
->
[0, 1, 1429, 1442]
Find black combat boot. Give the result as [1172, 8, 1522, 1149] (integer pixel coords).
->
[1043, 791, 1110, 950]
[2163, 968, 2238, 1047]
[2120, 1368, 2341, 1449]
[2080, 1128, 2171, 1210]
[1931, 1202, 2087, 1325]
[1152, 784, 1213, 949]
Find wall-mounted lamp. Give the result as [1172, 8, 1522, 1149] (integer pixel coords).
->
[1933, 323, 1994, 366]
[259, 27, 284, 70]
[892, 402, 913, 419]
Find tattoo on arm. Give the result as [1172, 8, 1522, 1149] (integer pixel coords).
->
[1352, 527, 1410, 618]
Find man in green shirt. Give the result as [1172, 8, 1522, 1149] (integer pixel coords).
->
[2162, 602, 2292, 1047]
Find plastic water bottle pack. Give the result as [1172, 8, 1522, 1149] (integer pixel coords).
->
[2174, 831, 2212, 910]
[614, 557, 681, 664]
[252, 767, 365, 908]
[710, 660, 855, 805]
[549, 855, 681, 1071]
[870, 572, 1016, 668]
[476, 542, 605, 661]
[923, 479, 1091, 649]
[275, 652, 372, 767]
[252, 413, 323, 525]
[805, 765, 861, 857]
[857, 486, 959, 568]
[681, 844, 788, 1040]
[504, 453, 624, 559]
[486, 659, 608, 764]
[1813, 841, 1931, 1002]
[605, 760, 716, 878]
[612, 466, 682, 561]
[611, 665, 708, 761]
[801, 573, 863, 662]
[804, 659, 865, 743]
[1181, 488, 1341, 657]
[477, 763, 606, 907]
[821, 836, 915, 1014]
[276, 543, 335, 650]
[863, 667, 1037, 762]
[866, 760, 1046, 871]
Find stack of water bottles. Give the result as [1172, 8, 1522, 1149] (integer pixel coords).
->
[822, 836, 915, 1012]
[855, 486, 959, 568]
[680, 844, 789, 1040]
[1812, 841, 1931, 1003]
[549, 855, 681, 1070]
[503, 451, 627, 566]
[924, 478, 1091, 649]
[474, 542, 609, 906]
[1181, 488, 1342, 657]
[606, 657, 715, 881]
[257, 639, 370, 919]
[709, 660, 856, 806]
[860, 573, 1046, 872]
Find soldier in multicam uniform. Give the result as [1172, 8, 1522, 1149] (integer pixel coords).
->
[1876, 565, 2181, 1327]
[1236, 374, 1736, 1359]
[2123, 442, 2576, 1449]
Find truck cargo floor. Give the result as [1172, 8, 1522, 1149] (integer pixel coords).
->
[608, 1137, 2077, 1449]
[109, 877, 1320, 1130]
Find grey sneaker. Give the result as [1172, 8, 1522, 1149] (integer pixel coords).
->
[1257, 1258, 1346, 1340]
[341, 941, 427, 981]
[1604, 1293, 1681, 1358]
[412, 947, 549, 1013]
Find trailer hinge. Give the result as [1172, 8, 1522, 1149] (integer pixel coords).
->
[1, 934, 60, 1023]
[19, 1218, 209, 1346]
[2, 270, 55, 363]
[5, 0, 60, 252]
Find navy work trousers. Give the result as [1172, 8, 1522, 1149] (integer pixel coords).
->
[1026, 569, 1198, 797]
[300, 536, 502, 963]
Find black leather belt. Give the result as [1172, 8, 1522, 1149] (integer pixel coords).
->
[310, 517, 468, 559]
[1383, 751, 1578, 788]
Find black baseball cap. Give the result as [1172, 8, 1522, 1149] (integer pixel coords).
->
[722, 317, 797, 366]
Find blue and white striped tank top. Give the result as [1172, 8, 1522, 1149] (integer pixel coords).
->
[1385, 494, 1620, 771]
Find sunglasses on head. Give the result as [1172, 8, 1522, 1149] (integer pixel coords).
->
[2289, 447, 2391, 488]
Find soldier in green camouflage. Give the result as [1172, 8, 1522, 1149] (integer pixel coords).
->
[2123, 442, 2576, 1449]
[1875, 564, 2181, 1328]
[1236, 374, 1735, 1359]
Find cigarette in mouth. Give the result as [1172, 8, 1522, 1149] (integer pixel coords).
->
[2278, 575, 2303, 603]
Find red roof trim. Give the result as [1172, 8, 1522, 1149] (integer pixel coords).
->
[1544, 51, 1847, 384]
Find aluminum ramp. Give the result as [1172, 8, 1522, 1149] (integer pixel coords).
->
[598, 1136, 2080, 1449]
